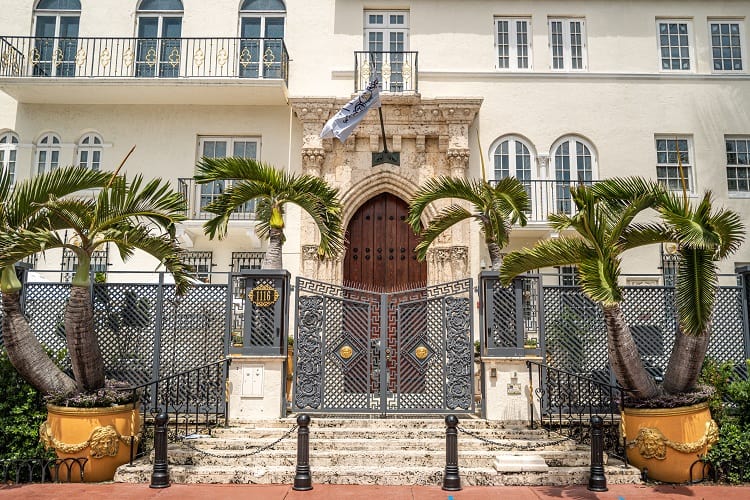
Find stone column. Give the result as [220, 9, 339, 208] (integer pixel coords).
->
[291, 99, 335, 177]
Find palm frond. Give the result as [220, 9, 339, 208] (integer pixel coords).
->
[620, 222, 673, 250]
[413, 205, 473, 260]
[500, 237, 593, 285]
[5, 166, 110, 228]
[706, 207, 745, 259]
[407, 176, 485, 232]
[578, 254, 622, 305]
[675, 247, 717, 336]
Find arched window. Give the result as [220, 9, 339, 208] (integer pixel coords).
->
[551, 136, 596, 215]
[0, 132, 19, 186]
[77, 133, 103, 170]
[33, 0, 81, 77]
[36, 133, 61, 175]
[491, 136, 534, 182]
[136, 0, 184, 78]
[239, 0, 285, 78]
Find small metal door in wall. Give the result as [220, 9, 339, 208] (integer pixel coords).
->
[293, 278, 474, 414]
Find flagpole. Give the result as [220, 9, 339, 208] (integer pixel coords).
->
[378, 107, 389, 154]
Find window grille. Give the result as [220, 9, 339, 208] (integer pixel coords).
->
[181, 251, 213, 283]
[61, 246, 109, 282]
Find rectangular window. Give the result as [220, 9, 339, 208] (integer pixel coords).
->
[726, 136, 750, 193]
[557, 266, 579, 287]
[657, 20, 693, 71]
[709, 20, 744, 72]
[495, 18, 532, 70]
[364, 10, 409, 92]
[655, 137, 693, 192]
[197, 136, 259, 216]
[549, 18, 586, 70]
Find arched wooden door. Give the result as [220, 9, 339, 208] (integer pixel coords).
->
[343, 193, 426, 291]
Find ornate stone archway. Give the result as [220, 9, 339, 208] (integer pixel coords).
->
[291, 95, 482, 285]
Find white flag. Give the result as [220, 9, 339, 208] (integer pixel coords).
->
[320, 79, 381, 143]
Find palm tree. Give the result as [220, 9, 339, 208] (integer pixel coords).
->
[649, 189, 742, 394]
[0, 171, 190, 394]
[500, 177, 744, 400]
[195, 157, 344, 269]
[1, 166, 111, 395]
[406, 176, 530, 270]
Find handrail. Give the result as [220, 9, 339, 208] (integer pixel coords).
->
[0, 36, 289, 82]
[526, 360, 628, 463]
[128, 357, 231, 463]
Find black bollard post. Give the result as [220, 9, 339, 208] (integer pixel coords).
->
[150, 411, 170, 489]
[587, 415, 608, 492]
[293, 414, 313, 491]
[442, 414, 461, 491]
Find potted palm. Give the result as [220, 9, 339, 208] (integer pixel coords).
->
[0, 167, 190, 481]
[499, 177, 744, 482]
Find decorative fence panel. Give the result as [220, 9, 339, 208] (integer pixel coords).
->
[542, 283, 748, 385]
[0, 278, 227, 391]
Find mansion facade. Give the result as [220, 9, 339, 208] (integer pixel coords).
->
[1, 0, 749, 288]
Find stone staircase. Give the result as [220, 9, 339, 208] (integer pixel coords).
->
[114, 416, 642, 486]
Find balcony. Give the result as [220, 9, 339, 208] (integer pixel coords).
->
[355, 51, 418, 93]
[0, 36, 289, 105]
[489, 179, 597, 225]
[178, 178, 257, 222]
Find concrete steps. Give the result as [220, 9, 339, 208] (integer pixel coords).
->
[114, 416, 642, 486]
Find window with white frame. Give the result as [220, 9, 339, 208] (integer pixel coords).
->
[36, 132, 61, 175]
[198, 137, 259, 214]
[239, 0, 285, 79]
[495, 18, 532, 70]
[552, 136, 596, 214]
[657, 20, 693, 71]
[709, 20, 744, 72]
[549, 18, 586, 70]
[364, 10, 409, 91]
[726, 136, 750, 193]
[33, 0, 81, 78]
[0, 132, 19, 186]
[655, 137, 693, 192]
[77, 132, 102, 170]
[135, 0, 184, 78]
[492, 136, 533, 182]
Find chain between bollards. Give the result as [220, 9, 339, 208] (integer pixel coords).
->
[442, 414, 461, 491]
[587, 415, 608, 492]
[293, 414, 313, 491]
[150, 410, 170, 489]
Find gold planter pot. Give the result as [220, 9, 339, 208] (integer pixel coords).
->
[622, 402, 718, 483]
[40, 403, 141, 482]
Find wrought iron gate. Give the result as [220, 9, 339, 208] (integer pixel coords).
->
[292, 278, 474, 414]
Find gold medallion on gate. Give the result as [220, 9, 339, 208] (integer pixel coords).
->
[415, 346, 429, 360]
[248, 284, 279, 307]
[339, 345, 353, 359]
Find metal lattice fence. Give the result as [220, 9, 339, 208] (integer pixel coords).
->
[0, 280, 227, 389]
[542, 283, 749, 384]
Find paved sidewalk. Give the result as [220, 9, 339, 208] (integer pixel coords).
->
[1, 483, 749, 499]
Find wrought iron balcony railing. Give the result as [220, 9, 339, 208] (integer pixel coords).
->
[355, 51, 418, 93]
[489, 179, 597, 223]
[178, 178, 257, 221]
[0, 36, 288, 82]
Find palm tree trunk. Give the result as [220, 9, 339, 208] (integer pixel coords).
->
[2, 291, 77, 395]
[487, 241, 503, 271]
[65, 285, 105, 392]
[603, 304, 660, 401]
[262, 227, 284, 269]
[662, 325, 711, 395]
